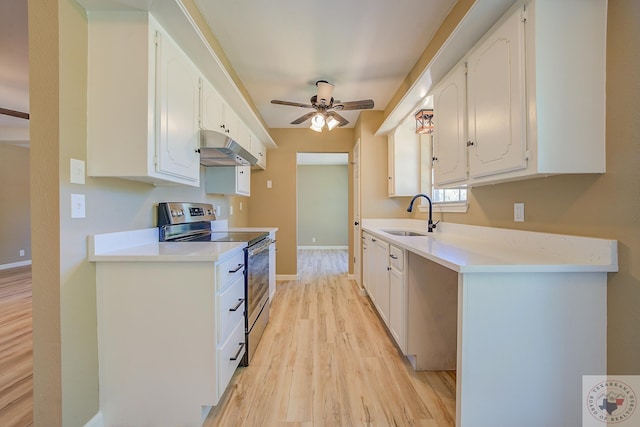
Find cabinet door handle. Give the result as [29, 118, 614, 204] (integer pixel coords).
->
[390, 254, 398, 260]
[230, 342, 246, 361]
[467, 140, 475, 147]
[229, 298, 245, 312]
[371, 238, 377, 242]
[228, 263, 244, 273]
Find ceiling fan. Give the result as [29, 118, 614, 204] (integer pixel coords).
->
[0, 107, 29, 120]
[271, 80, 374, 131]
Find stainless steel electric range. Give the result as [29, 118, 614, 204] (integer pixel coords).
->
[157, 202, 271, 366]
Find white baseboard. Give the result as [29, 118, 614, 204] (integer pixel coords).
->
[84, 411, 103, 427]
[297, 246, 348, 250]
[276, 274, 298, 281]
[0, 260, 32, 270]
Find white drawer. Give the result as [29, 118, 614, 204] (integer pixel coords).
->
[216, 249, 245, 292]
[217, 319, 245, 396]
[389, 245, 404, 271]
[217, 275, 245, 345]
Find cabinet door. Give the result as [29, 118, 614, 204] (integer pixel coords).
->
[388, 122, 420, 197]
[466, 7, 526, 179]
[432, 63, 468, 186]
[372, 237, 390, 326]
[156, 31, 200, 183]
[236, 166, 251, 196]
[250, 133, 266, 169]
[200, 78, 224, 132]
[221, 102, 239, 140]
[362, 233, 371, 292]
[389, 266, 406, 353]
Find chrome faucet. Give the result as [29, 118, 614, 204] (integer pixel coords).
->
[407, 194, 437, 232]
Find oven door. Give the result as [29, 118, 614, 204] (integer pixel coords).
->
[245, 237, 270, 330]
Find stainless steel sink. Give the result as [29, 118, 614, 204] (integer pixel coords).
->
[381, 229, 428, 237]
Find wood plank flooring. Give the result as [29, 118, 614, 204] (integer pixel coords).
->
[0, 266, 33, 427]
[205, 249, 456, 427]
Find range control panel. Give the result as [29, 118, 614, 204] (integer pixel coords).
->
[157, 202, 216, 226]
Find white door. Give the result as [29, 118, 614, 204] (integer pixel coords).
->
[467, 7, 527, 179]
[156, 31, 200, 182]
[432, 63, 468, 186]
[353, 140, 362, 289]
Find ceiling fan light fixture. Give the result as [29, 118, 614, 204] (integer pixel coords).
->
[326, 115, 340, 131]
[310, 122, 324, 132]
[311, 112, 326, 128]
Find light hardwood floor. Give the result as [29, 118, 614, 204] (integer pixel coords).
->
[0, 266, 33, 427]
[205, 249, 456, 427]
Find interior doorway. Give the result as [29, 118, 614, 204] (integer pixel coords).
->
[296, 152, 349, 273]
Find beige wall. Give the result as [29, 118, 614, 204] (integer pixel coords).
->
[0, 145, 31, 266]
[297, 165, 349, 247]
[249, 129, 354, 276]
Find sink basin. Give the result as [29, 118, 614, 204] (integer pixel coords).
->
[381, 229, 428, 237]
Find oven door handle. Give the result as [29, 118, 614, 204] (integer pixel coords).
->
[248, 239, 272, 256]
[229, 298, 245, 312]
[230, 342, 246, 361]
[228, 263, 244, 273]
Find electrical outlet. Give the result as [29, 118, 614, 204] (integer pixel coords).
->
[229, 205, 234, 216]
[71, 194, 86, 218]
[239, 202, 243, 211]
[312, 237, 316, 243]
[19, 250, 25, 257]
[70, 158, 85, 184]
[267, 180, 272, 189]
[514, 203, 525, 222]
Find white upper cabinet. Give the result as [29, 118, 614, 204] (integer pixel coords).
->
[388, 118, 420, 197]
[432, 63, 468, 186]
[156, 30, 201, 183]
[431, 0, 607, 187]
[466, 6, 526, 180]
[200, 78, 242, 143]
[249, 132, 267, 170]
[86, 13, 200, 186]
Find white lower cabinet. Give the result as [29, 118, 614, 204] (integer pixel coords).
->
[388, 245, 407, 353]
[94, 246, 246, 426]
[205, 165, 251, 196]
[363, 233, 408, 353]
[361, 232, 372, 293]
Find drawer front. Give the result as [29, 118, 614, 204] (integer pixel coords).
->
[217, 276, 245, 345]
[217, 319, 245, 396]
[216, 249, 245, 292]
[389, 245, 404, 271]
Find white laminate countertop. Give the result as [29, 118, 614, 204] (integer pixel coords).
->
[88, 226, 277, 262]
[362, 219, 618, 273]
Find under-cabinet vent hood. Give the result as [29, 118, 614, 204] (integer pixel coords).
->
[199, 130, 257, 166]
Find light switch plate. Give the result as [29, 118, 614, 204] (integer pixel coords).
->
[70, 158, 85, 184]
[71, 194, 86, 218]
[514, 202, 525, 222]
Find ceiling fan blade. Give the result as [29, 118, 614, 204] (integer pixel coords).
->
[327, 111, 349, 127]
[0, 107, 29, 120]
[271, 99, 314, 109]
[332, 99, 374, 111]
[290, 111, 317, 125]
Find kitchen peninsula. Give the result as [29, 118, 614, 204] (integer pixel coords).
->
[362, 219, 617, 427]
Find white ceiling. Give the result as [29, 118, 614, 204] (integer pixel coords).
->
[0, 0, 458, 141]
[0, 0, 29, 143]
[193, 0, 457, 129]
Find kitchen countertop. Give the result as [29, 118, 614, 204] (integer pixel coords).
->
[88, 226, 277, 262]
[362, 219, 618, 273]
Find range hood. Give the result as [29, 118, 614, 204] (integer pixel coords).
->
[199, 130, 257, 166]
